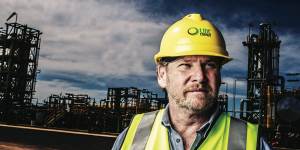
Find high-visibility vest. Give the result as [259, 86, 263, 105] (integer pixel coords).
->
[121, 109, 259, 150]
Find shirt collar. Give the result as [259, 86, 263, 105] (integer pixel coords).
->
[161, 104, 220, 134]
[161, 104, 172, 127]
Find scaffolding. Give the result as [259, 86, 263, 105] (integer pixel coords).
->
[241, 23, 283, 126]
[103, 87, 167, 132]
[35, 88, 167, 133]
[41, 93, 95, 128]
[241, 23, 300, 148]
[0, 22, 42, 123]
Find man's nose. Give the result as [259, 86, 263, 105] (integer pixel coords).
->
[191, 65, 207, 83]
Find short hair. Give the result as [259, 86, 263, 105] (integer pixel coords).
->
[157, 56, 223, 68]
[157, 57, 180, 66]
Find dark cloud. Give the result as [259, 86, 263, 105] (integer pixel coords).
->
[134, 0, 299, 33]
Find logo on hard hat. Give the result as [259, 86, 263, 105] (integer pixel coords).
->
[187, 27, 211, 37]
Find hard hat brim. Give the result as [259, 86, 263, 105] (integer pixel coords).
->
[154, 50, 232, 65]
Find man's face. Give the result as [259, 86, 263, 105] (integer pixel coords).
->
[157, 56, 221, 113]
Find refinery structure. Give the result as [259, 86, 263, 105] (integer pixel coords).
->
[0, 13, 299, 149]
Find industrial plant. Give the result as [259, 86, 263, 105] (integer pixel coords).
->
[0, 13, 299, 149]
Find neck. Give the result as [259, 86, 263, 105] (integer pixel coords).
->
[168, 101, 216, 149]
[168, 101, 214, 131]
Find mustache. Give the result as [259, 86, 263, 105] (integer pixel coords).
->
[183, 84, 211, 93]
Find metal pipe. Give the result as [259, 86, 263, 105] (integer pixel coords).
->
[265, 86, 273, 129]
[278, 76, 285, 92]
[240, 99, 246, 119]
[233, 80, 236, 117]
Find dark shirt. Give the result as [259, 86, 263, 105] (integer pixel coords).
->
[112, 105, 271, 150]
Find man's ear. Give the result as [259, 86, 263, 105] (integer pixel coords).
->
[156, 65, 167, 88]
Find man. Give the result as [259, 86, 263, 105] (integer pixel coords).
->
[112, 13, 271, 150]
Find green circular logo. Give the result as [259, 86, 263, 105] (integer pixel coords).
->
[187, 27, 198, 35]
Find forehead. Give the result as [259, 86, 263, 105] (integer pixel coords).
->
[177, 55, 221, 63]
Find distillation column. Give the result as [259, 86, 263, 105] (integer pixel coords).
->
[242, 23, 283, 128]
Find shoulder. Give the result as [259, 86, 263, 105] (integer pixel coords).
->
[227, 115, 272, 149]
[111, 127, 128, 150]
[111, 110, 163, 150]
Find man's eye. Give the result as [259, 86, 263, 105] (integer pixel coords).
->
[205, 62, 218, 69]
[178, 63, 191, 69]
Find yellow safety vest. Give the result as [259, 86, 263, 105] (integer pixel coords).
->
[121, 109, 258, 150]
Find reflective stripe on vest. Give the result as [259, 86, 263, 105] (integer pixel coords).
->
[121, 109, 258, 150]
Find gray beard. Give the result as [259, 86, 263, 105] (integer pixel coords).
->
[171, 93, 218, 116]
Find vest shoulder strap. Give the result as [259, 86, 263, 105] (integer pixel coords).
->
[228, 116, 247, 150]
[130, 110, 159, 150]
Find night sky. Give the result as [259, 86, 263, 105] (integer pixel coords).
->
[0, 0, 299, 104]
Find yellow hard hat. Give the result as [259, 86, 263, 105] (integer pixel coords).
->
[154, 13, 232, 64]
